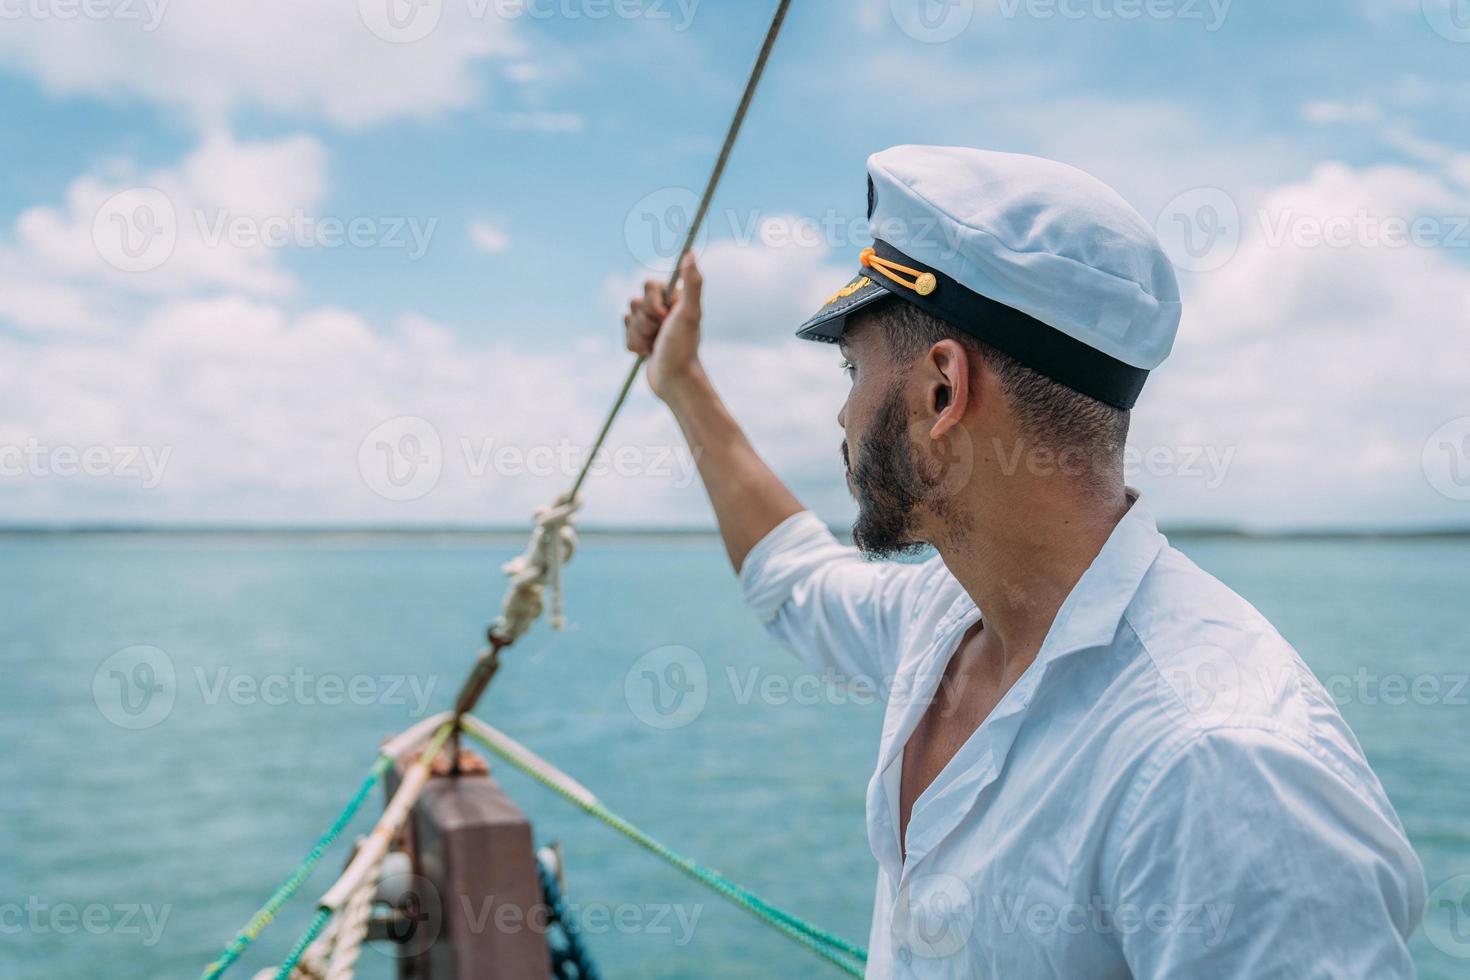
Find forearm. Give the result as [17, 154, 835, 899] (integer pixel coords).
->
[662, 361, 804, 573]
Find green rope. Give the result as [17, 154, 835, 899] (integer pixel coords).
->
[198, 754, 392, 980]
[460, 725, 868, 977]
[273, 906, 332, 980]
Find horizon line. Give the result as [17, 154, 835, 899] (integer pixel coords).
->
[3, 522, 1469, 541]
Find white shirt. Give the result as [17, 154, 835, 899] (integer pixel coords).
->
[739, 496, 1425, 979]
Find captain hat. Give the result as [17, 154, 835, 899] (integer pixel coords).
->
[797, 145, 1182, 410]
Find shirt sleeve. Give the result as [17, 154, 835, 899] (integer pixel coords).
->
[1105, 727, 1426, 979]
[738, 510, 930, 686]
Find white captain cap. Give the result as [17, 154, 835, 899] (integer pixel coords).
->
[796, 145, 1181, 409]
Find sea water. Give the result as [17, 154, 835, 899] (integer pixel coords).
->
[1, 531, 1466, 979]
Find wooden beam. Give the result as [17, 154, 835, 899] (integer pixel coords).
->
[385, 750, 550, 980]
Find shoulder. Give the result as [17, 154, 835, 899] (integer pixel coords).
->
[1110, 542, 1404, 833]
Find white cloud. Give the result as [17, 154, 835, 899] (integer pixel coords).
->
[14, 129, 327, 298]
[0, 299, 848, 526]
[468, 219, 511, 253]
[0, 0, 519, 127]
[1134, 160, 1470, 528]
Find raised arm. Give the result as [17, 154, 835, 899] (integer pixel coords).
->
[623, 253, 803, 572]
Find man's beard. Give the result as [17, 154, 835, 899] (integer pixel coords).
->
[844, 384, 932, 559]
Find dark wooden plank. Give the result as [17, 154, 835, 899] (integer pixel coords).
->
[386, 751, 550, 980]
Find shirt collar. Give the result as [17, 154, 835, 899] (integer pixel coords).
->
[1033, 489, 1164, 665]
[944, 489, 1164, 670]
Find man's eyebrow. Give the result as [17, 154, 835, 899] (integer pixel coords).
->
[838, 339, 851, 358]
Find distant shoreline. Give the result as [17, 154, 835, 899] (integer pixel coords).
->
[3, 524, 1469, 542]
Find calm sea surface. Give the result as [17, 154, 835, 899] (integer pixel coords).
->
[2, 532, 1467, 978]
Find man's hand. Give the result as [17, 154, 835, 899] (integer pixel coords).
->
[623, 252, 703, 402]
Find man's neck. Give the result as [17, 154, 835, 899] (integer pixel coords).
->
[929, 484, 1130, 677]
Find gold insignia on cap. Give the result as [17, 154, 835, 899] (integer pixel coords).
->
[824, 275, 872, 307]
[915, 272, 937, 296]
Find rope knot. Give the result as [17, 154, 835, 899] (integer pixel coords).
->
[490, 493, 581, 644]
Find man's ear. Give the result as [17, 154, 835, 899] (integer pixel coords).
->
[925, 339, 971, 440]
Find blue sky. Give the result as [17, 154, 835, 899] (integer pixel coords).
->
[1, 0, 1468, 528]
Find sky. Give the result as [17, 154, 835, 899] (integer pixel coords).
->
[1, 0, 1469, 530]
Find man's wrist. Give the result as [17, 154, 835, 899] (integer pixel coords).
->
[657, 360, 711, 410]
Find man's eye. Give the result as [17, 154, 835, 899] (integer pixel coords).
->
[839, 358, 856, 377]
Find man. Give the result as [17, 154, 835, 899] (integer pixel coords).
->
[623, 146, 1425, 977]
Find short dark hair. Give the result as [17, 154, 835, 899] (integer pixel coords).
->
[867, 294, 1130, 468]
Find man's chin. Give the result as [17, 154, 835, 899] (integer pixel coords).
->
[851, 509, 927, 560]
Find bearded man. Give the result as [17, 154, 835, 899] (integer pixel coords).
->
[623, 146, 1424, 978]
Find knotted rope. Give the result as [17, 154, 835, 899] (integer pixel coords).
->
[492, 493, 580, 643]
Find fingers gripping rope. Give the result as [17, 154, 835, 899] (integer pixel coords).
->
[492, 494, 580, 643]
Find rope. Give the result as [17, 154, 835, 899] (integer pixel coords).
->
[321, 850, 380, 980]
[491, 493, 580, 644]
[198, 755, 391, 980]
[460, 719, 867, 977]
[567, 0, 793, 501]
[273, 908, 332, 980]
[538, 853, 600, 980]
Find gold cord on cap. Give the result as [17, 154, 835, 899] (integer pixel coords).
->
[860, 247, 937, 297]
